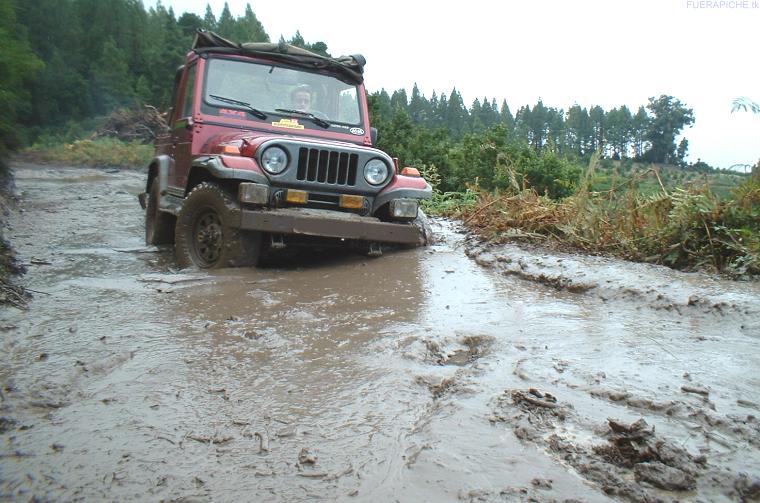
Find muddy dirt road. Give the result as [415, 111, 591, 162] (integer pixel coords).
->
[2, 162, 760, 502]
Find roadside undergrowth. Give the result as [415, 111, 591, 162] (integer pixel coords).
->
[21, 106, 163, 169]
[447, 156, 760, 278]
[23, 137, 153, 168]
[419, 163, 480, 216]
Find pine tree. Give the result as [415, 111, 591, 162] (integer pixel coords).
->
[217, 3, 235, 39]
[565, 104, 591, 156]
[239, 4, 269, 42]
[288, 30, 306, 47]
[203, 4, 217, 31]
[409, 84, 427, 124]
[470, 98, 484, 133]
[631, 106, 650, 159]
[445, 88, 468, 137]
[589, 105, 605, 154]
[605, 106, 633, 159]
[390, 89, 408, 111]
[499, 100, 515, 136]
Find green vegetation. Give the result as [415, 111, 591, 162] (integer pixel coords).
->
[586, 160, 748, 200]
[365, 69, 755, 277]
[447, 158, 760, 278]
[24, 138, 153, 168]
[2, 0, 322, 149]
[0, 0, 43, 156]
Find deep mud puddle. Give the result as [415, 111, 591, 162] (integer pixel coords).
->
[1, 163, 759, 502]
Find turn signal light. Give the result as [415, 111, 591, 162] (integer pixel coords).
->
[339, 194, 365, 209]
[286, 189, 308, 204]
[401, 167, 420, 177]
[220, 145, 241, 155]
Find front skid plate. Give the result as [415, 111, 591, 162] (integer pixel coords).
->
[239, 208, 421, 244]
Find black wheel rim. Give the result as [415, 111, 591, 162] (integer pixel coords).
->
[193, 209, 223, 266]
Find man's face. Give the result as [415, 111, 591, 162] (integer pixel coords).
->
[293, 91, 311, 112]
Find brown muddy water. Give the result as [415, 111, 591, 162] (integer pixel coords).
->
[2, 162, 760, 502]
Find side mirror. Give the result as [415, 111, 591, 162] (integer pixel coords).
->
[370, 127, 378, 146]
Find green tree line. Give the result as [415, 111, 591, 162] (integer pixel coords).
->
[369, 89, 698, 195]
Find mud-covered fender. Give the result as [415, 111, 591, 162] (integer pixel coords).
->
[373, 175, 433, 212]
[187, 155, 269, 194]
[146, 155, 173, 194]
[139, 155, 173, 210]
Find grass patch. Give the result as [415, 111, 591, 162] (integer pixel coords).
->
[589, 160, 748, 200]
[23, 137, 153, 168]
[457, 155, 760, 278]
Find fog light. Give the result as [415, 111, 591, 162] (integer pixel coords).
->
[238, 183, 269, 205]
[340, 194, 365, 209]
[389, 198, 419, 219]
[286, 189, 308, 204]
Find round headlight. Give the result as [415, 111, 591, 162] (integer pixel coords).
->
[261, 146, 288, 174]
[364, 158, 389, 185]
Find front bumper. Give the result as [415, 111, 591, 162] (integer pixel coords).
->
[239, 207, 423, 245]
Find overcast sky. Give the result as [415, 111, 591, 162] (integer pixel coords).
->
[149, 0, 759, 169]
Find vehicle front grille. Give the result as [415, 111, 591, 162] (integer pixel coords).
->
[297, 147, 358, 186]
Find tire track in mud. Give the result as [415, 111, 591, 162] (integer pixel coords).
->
[466, 239, 760, 320]
[489, 385, 760, 502]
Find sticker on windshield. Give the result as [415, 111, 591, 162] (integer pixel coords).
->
[349, 127, 365, 135]
[219, 108, 246, 118]
[272, 118, 304, 130]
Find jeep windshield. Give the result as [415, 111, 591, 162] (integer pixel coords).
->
[202, 57, 362, 128]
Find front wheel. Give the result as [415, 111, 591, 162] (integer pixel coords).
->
[174, 182, 261, 269]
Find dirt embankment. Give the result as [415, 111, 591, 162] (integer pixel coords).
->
[0, 159, 27, 308]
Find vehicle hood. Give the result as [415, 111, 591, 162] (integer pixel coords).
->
[203, 131, 378, 157]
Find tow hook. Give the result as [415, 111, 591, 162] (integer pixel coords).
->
[367, 242, 383, 257]
[270, 234, 286, 250]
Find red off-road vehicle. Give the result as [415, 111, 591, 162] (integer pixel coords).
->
[139, 30, 432, 268]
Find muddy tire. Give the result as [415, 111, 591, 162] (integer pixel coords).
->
[174, 182, 261, 269]
[145, 178, 176, 245]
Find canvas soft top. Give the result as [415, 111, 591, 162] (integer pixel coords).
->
[192, 29, 366, 85]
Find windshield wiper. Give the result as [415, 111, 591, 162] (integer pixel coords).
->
[275, 109, 330, 129]
[209, 94, 267, 120]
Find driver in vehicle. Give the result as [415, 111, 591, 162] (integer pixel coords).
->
[290, 85, 313, 113]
